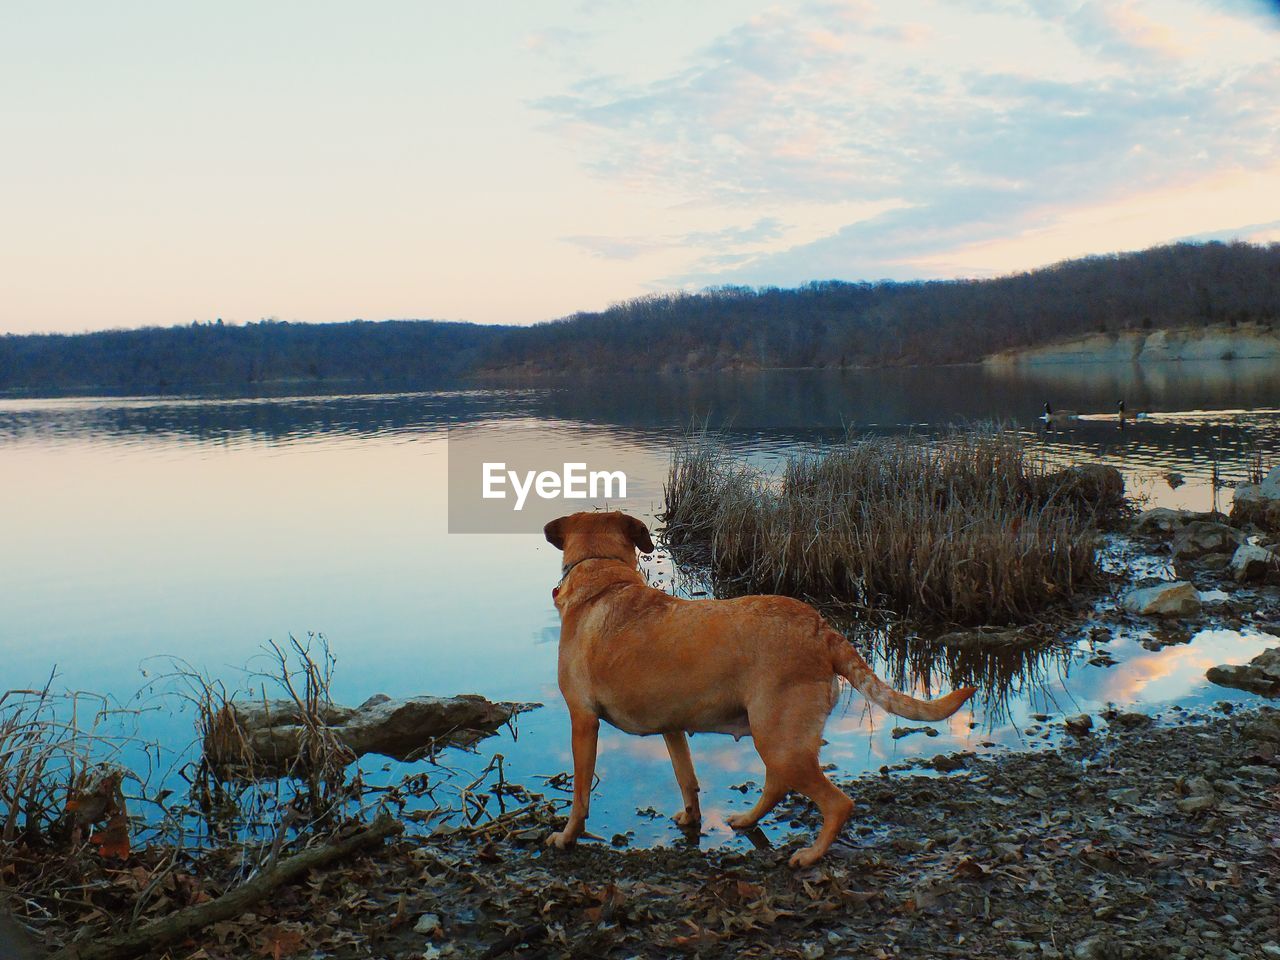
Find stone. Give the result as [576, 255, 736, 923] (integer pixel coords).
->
[936, 627, 1037, 650]
[1171, 521, 1247, 560]
[205, 694, 541, 775]
[1064, 714, 1093, 735]
[1121, 581, 1201, 617]
[1231, 543, 1279, 583]
[1073, 935, 1113, 960]
[1206, 647, 1280, 697]
[1110, 711, 1153, 728]
[891, 725, 939, 739]
[1231, 466, 1280, 532]
[1132, 507, 1224, 537]
[414, 913, 442, 935]
[1175, 776, 1217, 813]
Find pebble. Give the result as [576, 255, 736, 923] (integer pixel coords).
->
[1073, 935, 1110, 960]
[414, 913, 442, 935]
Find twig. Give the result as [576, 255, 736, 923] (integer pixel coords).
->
[47, 813, 402, 960]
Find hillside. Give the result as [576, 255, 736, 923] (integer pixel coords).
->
[478, 241, 1280, 375]
[2, 241, 1278, 394]
[0, 319, 508, 394]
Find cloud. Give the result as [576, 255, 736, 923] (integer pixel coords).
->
[562, 217, 788, 261]
[535, 0, 1280, 286]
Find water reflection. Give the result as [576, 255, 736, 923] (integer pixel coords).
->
[2, 362, 1278, 847]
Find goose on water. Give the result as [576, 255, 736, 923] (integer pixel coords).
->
[1039, 401, 1077, 427]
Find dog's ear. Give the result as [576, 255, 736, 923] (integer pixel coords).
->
[544, 516, 568, 550]
[622, 514, 655, 554]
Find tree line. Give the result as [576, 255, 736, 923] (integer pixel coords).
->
[2, 241, 1278, 394]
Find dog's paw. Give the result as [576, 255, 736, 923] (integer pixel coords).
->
[725, 812, 758, 831]
[673, 808, 701, 827]
[787, 845, 824, 869]
[545, 830, 577, 850]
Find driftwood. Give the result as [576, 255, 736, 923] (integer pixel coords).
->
[206, 693, 540, 775]
[48, 813, 403, 960]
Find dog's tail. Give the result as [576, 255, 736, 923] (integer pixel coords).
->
[826, 628, 977, 722]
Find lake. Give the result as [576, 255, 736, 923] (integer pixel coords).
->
[2, 360, 1278, 848]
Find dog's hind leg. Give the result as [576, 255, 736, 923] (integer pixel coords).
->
[547, 710, 599, 850]
[738, 685, 854, 867]
[786, 764, 854, 868]
[663, 731, 702, 826]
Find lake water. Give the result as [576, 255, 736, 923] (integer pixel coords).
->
[2, 361, 1279, 848]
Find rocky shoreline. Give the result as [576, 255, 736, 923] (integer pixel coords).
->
[76, 707, 1272, 960]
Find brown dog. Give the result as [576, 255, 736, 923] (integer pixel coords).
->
[544, 511, 977, 867]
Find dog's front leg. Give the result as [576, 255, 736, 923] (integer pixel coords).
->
[546, 711, 599, 849]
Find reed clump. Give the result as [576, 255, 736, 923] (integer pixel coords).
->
[662, 427, 1110, 624]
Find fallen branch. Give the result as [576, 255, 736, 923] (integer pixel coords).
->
[49, 813, 403, 960]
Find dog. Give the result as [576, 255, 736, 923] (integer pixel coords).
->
[544, 510, 977, 867]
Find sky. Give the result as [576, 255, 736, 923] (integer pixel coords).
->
[1, 0, 1278, 335]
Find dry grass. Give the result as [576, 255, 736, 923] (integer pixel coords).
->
[662, 426, 1107, 625]
[0, 682, 133, 849]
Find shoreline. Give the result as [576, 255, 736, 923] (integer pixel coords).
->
[18, 707, 1277, 959]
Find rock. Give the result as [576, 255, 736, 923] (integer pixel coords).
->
[1206, 647, 1280, 697]
[1175, 775, 1217, 813]
[924, 752, 971, 772]
[935, 627, 1038, 650]
[205, 694, 541, 775]
[1073, 934, 1113, 960]
[1231, 466, 1280, 532]
[1133, 507, 1223, 537]
[1171, 521, 1246, 560]
[1231, 543, 1280, 583]
[1121, 581, 1201, 617]
[1064, 713, 1093, 735]
[890, 725, 938, 739]
[414, 913, 442, 935]
[1107, 786, 1142, 805]
[1174, 792, 1217, 812]
[1236, 764, 1280, 784]
[800, 943, 825, 960]
[1110, 711, 1152, 728]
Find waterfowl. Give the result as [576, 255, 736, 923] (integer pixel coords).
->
[1118, 400, 1152, 423]
[1039, 402, 1077, 427]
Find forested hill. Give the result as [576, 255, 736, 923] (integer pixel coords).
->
[2, 241, 1278, 394]
[0, 319, 508, 393]
[479, 241, 1280, 374]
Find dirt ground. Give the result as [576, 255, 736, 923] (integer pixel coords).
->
[37, 705, 1274, 960]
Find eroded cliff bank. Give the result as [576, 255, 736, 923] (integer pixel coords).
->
[985, 323, 1280, 366]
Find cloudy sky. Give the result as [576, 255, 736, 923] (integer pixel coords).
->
[2, 0, 1278, 334]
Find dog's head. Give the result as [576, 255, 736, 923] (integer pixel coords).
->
[544, 511, 655, 570]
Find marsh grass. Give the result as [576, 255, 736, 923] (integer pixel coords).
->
[662, 426, 1106, 624]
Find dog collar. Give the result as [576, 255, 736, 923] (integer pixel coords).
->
[554, 555, 624, 599]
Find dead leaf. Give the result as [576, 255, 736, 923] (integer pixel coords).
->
[258, 924, 305, 960]
[90, 813, 130, 859]
[955, 858, 991, 880]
